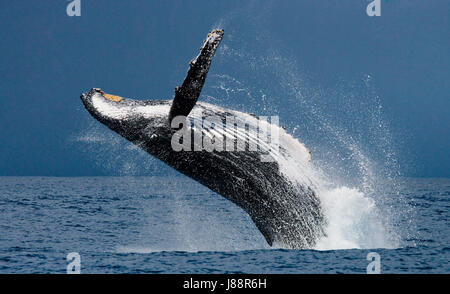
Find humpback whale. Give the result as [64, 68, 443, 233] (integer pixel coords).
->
[80, 29, 325, 248]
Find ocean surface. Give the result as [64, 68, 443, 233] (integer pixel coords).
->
[0, 176, 448, 273]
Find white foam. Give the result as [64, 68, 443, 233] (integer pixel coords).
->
[314, 186, 397, 250]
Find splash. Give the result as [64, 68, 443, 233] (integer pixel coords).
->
[203, 13, 409, 250]
[314, 186, 395, 250]
[74, 3, 412, 250]
[71, 122, 160, 176]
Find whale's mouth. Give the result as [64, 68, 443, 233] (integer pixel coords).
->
[81, 88, 171, 126]
[80, 88, 127, 122]
[81, 88, 123, 107]
[92, 88, 123, 102]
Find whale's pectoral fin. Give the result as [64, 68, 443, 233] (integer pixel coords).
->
[168, 29, 224, 121]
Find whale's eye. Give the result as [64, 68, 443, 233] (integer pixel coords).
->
[103, 93, 123, 102]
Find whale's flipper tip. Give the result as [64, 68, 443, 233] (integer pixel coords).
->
[208, 28, 224, 38]
[168, 29, 224, 121]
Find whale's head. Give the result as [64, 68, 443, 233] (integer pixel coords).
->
[80, 88, 172, 144]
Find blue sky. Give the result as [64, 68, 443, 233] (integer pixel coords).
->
[0, 0, 448, 177]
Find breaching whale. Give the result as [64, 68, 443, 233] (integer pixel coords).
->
[80, 29, 325, 248]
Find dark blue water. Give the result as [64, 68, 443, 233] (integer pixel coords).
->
[0, 177, 448, 273]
